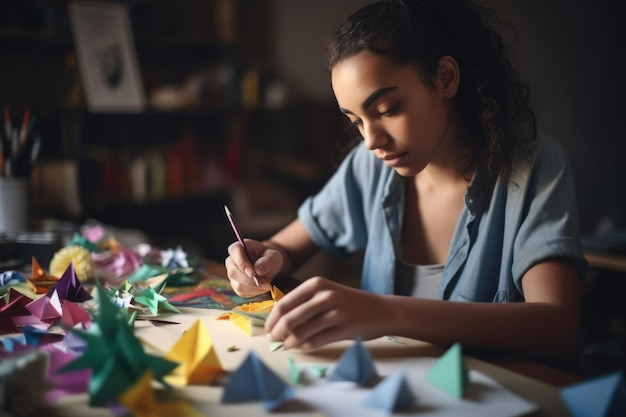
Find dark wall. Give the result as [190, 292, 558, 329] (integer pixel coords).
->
[477, 0, 626, 233]
[274, 0, 626, 234]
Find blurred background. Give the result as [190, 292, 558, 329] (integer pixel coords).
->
[0, 0, 624, 377]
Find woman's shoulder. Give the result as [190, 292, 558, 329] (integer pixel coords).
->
[513, 131, 573, 177]
[515, 131, 569, 170]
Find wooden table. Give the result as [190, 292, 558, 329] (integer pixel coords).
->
[48, 305, 579, 416]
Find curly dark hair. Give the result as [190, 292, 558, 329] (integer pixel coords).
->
[327, 0, 536, 187]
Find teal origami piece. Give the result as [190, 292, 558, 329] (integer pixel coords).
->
[221, 350, 294, 411]
[127, 264, 169, 284]
[362, 370, 416, 412]
[61, 285, 178, 406]
[66, 232, 101, 252]
[560, 371, 626, 417]
[326, 338, 379, 386]
[426, 342, 469, 398]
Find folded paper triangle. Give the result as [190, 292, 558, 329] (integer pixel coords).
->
[27, 257, 59, 294]
[426, 342, 469, 398]
[60, 300, 92, 328]
[326, 338, 379, 386]
[362, 370, 416, 412]
[560, 371, 626, 417]
[221, 350, 294, 411]
[25, 289, 62, 324]
[119, 371, 204, 417]
[164, 318, 224, 385]
[48, 263, 92, 303]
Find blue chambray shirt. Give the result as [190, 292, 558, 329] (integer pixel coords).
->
[298, 133, 587, 302]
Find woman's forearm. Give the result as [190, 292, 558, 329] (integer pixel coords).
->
[382, 296, 580, 360]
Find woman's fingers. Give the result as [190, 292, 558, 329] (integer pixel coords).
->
[266, 277, 353, 346]
[225, 254, 270, 297]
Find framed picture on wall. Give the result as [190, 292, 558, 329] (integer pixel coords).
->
[69, 1, 145, 112]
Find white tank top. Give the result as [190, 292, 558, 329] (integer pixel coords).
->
[395, 259, 444, 299]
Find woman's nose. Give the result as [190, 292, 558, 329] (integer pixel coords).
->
[362, 121, 388, 150]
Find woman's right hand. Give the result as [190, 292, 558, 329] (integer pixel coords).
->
[225, 239, 283, 297]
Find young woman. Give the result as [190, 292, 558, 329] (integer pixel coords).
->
[225, 0, 587, 362]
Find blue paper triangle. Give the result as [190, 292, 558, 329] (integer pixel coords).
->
[327, 338, 378, 386]
[221, 351, 294, 411]
[362, 370, 416, 412]
[561, 371, 626, 417]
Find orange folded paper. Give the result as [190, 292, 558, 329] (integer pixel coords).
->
[217, 286, 284, 336]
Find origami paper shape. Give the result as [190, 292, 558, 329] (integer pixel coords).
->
[560, 371, 626, 417]
[44, 344, 91, 405]
[217, 286, 284, 336]
[60, 300, 92, 328]
[25, 289, 62, 324]
[63, 329, 89, 355]
[27, 257, 58, 294]
[91, 238, 143, 287]
[21, 325, 65, 347]
[221, 350, 295, 411]
[362, 370, 416, 412]
[1, 334, 26, 352]
[66, 232, 101, 252]
[287, 356, 301, 385]
[269, 340, 284, 352]
[61, 285, 178, 406]
[427, 342, 469, 398]
[164, 318, 224, 386]
[0, 270, 26, 288]
[127, 264, 169, 285]
[119, 371, 204, 417]
[326, 338, 379, 386]
[48, 263, 92, 303]
[161, 246, 189, 269]
[0, 350, 52, 417]
[0, 288, 33, 334]
[134, 286, 181, 316]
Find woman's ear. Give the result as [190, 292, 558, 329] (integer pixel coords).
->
[436, 55, 460, 98]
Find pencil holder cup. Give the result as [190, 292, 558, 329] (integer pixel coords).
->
[0, 177, 30, 238]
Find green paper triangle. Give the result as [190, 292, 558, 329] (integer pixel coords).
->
[426, 343, 469, 398]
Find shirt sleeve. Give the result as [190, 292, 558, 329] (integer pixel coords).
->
[297, 143, 375, 258]
[511, 136, 588, 287]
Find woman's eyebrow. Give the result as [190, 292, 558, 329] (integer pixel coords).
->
[339, 86, 398, 115]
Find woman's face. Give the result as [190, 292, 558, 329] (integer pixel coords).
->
[331, 51, 458, 177]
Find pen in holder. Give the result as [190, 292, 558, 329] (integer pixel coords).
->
[0, 106, 40, 238]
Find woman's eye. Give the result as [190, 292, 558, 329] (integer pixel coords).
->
[351, 119, 363, 127]
[379, 105, 398, 117]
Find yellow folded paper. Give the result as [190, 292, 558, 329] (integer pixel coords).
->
[164, 318, 224, 385]
[119, 371, 204, 417]
[217, 286, 284, 336]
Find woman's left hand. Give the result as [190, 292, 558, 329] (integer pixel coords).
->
[265, 276, 387, 349]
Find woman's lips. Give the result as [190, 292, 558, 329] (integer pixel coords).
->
[382, 152, 407, 167]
